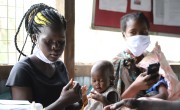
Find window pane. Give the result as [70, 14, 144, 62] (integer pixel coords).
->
[8, 6, 15, 18]
[16, 0, 24, 8]
[8, 29, 15, 41]
[16, 7, 24, 18]
[0, 53, 8, 64]
[0, 29, 8, 40]
[0, 0, 7, 5]
[0, 41, 8, 52]
[8, 52, 17, 64]
[0, 6, 7, 17]
[0, 18, 7, 29]
[8, 0, 15, 6]
[23, 41, 33, 54]
[16, 18, 24, 29]
[8, 41, 16, 52]
[0, 0, 57, 65]
[15, 31, 24, 42]
[8, 18, 15, 29]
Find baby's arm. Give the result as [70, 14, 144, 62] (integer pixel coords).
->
[81, 85, 88, 109]
[150, 84, 168, 100]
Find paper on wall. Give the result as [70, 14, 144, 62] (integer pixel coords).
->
[130, 0, 151, 12]
[164, 0, 180, 26]
[153, 0, 180, 26]
[153, 0, 164, 25]
[99, 0, 127, 13]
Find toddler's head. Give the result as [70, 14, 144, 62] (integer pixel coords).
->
[91, 60, 114, 93]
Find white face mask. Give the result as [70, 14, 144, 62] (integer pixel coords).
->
[33, 46, 57, 64]
[126, 35, 150, 57]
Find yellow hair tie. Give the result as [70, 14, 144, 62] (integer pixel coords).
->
[34, 12, 50, 25]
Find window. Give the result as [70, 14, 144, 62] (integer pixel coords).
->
[0, 0, 56, 65]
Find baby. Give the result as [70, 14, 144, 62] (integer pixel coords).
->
[82, 60, 119, 110]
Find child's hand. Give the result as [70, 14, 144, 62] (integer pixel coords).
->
[81, 85, 88, 97]
[90, 91, 108, 105]
[81, 85, 88, 103]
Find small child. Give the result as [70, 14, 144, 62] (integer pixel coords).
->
[82, 60, 119, 110]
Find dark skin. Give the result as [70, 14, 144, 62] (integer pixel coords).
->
[120, 18, 161, 99]
[104, 98, 180, 110]
[11, 26, 81, 110]
[90, 71, 118, 106]
[88, 62, 118, 106]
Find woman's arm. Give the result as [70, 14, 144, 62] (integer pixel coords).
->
[107, 98, 180, 110]
[11, 86, 33, 101]
[11, 86, 69, 110]
[121, 82, 140, 99]
[11, 79, 82, 110]
[121, 72, 157, 99]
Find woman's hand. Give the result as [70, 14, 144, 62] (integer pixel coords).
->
[111, 98, 138, 109]
[46, 79, 82, 110]
[59, 79, 82, 106]
[103, 98, 139, 110]
[121, 72, 159, 99]
[132, 72, 158, 91]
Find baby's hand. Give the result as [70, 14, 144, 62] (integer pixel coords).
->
[90, 91, 103, 101]
[81, 85, 88, 97]
[81, 85, 88, 103]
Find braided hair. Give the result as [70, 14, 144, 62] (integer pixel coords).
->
[120, 12, 150, 32]
[14, 3, 66, 60]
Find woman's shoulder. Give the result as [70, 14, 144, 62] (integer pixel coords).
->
[12, 57, 32, 69]
[6, 57, 34, 87]
[8, 57, 37, 80]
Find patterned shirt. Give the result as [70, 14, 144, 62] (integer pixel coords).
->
[111, 51, 149, 98]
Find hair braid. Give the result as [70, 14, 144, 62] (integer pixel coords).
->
[14, 3, 66, 60]
[14, 3, 42, 59]
[14, 12, 28, 57]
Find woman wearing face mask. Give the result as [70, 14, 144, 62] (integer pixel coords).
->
[112, 12, 168, 100]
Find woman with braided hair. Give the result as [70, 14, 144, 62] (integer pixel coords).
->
[6, 3, 82, 110]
